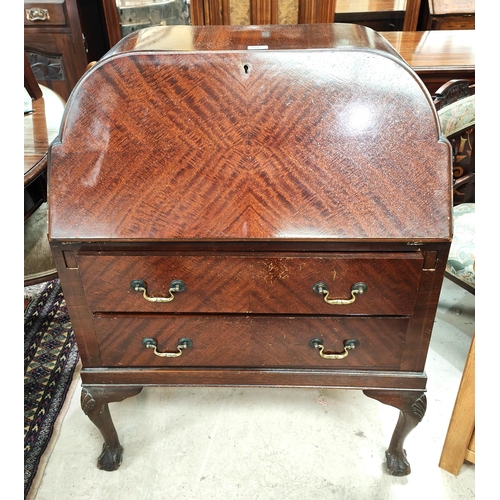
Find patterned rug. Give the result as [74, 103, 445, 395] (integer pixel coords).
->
[24, 279, 80, 499]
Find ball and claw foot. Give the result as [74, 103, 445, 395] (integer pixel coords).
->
[81, 385, 142, 471]
[385, 449, 411, 476]
[363, 390, 427, 476]
[97, 442, 124, 471]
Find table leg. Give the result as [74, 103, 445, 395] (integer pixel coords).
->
[81, 385, 143, 471]
[363, 389, 427, 476]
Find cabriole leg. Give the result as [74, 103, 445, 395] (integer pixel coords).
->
[363, 390, 427, 476]
[81, 385, 143, 471]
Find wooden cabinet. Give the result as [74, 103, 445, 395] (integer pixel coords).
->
[48, 24, 452, 476]
[335, 0, 406, 31]
[418, 0, 475, 30]
[24, 0, 109, 101]
[381, 30, 475, 95]
[24, 0, 87, 100]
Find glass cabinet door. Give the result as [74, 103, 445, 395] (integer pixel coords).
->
[115, 0, 191, 37]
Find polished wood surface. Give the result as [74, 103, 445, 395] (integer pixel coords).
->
[439, 334, 475, 474]
[78, 253, 422, 314]
[24, 0, 89, 101]
[24, 52, 42, 100]
[24, 84, 64, 283]
[96, 4, 474, 87]
[49, 24, 451, 242]
[95, 316, 410, 368]
[381, 29, 474, 73]
[24, 84, 65, 220]
[102, 0, 421, 47]
[428, 0, 474, 15]
[48, 23, 451, 476]
[419, 0, 474, 30]
[335, 0, 409, 30]
[403, 0, 421, 30]
[24, 85, 65, 185]
[381, 29, 474, 93]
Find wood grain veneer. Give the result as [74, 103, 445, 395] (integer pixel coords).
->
[48, 24, 451, 476]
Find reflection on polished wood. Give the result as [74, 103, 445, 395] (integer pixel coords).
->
[381, 29, 474, 93]
[336, 0, 406, 13]
[101, 0, 422, 43]
[381, 29, 474, 69]
[334, 0, 423, 31]
[24, 85, 66, 185]
[419, 0, 474, 30]
[51, 23, 452, 242]
[25, 84, 65, 285]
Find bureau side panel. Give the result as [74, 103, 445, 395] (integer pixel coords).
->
[49, 243, 102, 367]
[401, 243, 450, 372]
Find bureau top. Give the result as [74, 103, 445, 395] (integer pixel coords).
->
[104, 23, 403, 55]
[48, 24, 452, 243]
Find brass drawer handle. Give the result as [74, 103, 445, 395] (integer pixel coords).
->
[142, 337, 193, 357]
[313, 281, 367, 305]
[26, 8, 51, 22]
[309, 338, 359, 359]
[130, 279, 185, 303]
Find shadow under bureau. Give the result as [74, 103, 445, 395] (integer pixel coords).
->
[47, 23, 452, 476]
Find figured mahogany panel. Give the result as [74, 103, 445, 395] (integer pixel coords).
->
[77, 252, 423, 315]
[94, 315, 409, 369]
[48, 24, 451, 243]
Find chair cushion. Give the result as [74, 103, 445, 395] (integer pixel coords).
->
[437, 95, 475, 137]
[447, 203, 475, 289]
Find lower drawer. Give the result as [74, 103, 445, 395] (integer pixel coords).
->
[94, 316, 409, 369]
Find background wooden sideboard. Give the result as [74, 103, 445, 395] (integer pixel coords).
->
[24, 0, 108, 101]
[102, 0, 424, 47]
[418, 0, 475, 30]
[24, 0, 475, 101]
[381, 29, 474, 94]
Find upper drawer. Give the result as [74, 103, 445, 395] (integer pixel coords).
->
[78, 252, 423, 315]
[24, 2, 67, 26]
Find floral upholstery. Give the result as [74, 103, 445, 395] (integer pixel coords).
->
[437, 95, 475, 205]
[437, 95, 475, 137]
[447, 203, 475, 290]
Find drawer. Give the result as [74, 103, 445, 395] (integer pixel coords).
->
[24, 2, 67, 26]
[435, 16, 474, 30]
[429, 14, 476, 30]
[78, 253, 423, 315]
[94, 316, 409, 369]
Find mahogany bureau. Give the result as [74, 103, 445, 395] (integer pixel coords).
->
[47, 23, 452, 476]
